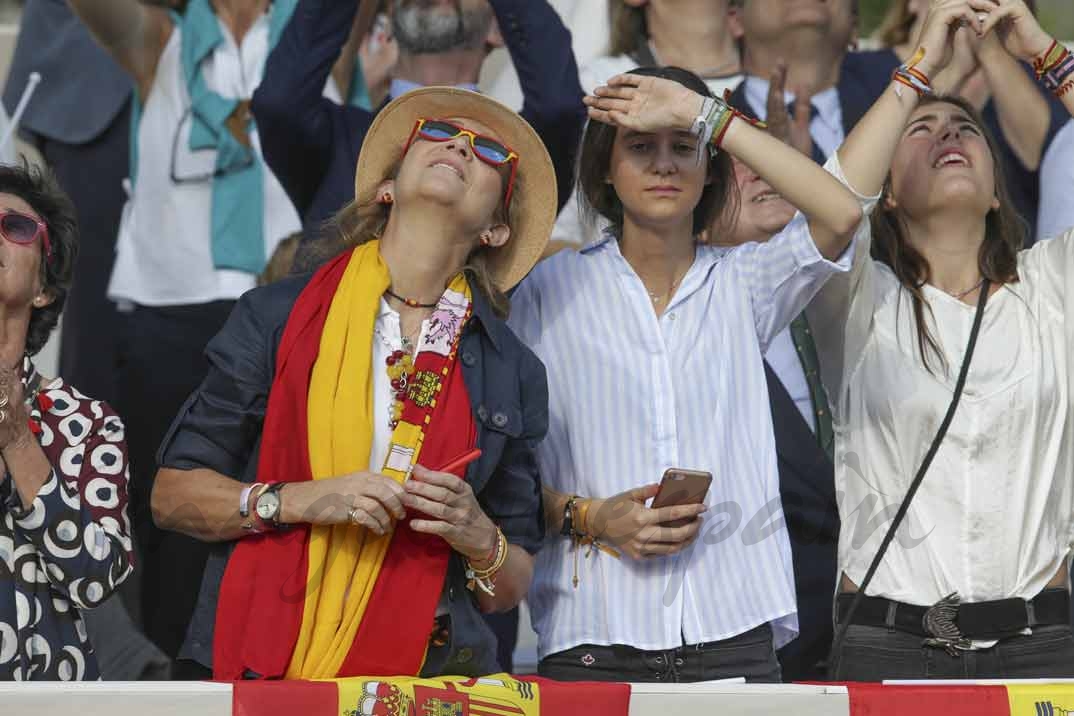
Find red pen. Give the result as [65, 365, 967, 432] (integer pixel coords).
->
[437, 448, 482, 476]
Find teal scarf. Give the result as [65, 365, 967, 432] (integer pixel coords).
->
[128, 2, 371, 275]
[179, 0, 296, 274]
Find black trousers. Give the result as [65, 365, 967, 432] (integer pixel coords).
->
[830, 623, 1074, 680]
[538, 623, 781, 683]
[31, 102, 130, 406]
[116, 300, 235, 659]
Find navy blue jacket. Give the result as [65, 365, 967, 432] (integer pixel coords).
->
[763, 364, 838, 682]
[252, 0, 585, 241]
[158, 267, 548, 676]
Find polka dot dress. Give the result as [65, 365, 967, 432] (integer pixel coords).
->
[0, 358, 134, 680]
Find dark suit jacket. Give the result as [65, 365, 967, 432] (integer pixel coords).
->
[764, 362, 839, 682]
[2, 0, 131, 143]
[251, 0, 586, 242]
[727, 50, 901, 155]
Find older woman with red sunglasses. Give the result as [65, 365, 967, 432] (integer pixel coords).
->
[151, 87, 554, 681]
[0, 163, 135, 680]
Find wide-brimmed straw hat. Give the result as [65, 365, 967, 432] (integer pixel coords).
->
[354, 87, 556, 291]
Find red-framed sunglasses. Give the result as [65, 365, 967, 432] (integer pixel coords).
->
[0, 209, 51, 261]
[403, 118, 520, 210]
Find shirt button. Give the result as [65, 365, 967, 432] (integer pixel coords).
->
[492, 412, 508, 428]
[461, 351, 476, 367]
[667, 313, 676, 321]
[457, 648, 473, 664]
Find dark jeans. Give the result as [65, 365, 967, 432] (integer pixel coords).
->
[116, 301, 235, 660]
[830, 624, 1074, 680]
[538, 624, 781, 683]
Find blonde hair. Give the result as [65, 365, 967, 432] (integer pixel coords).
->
[258, 232, 302, 286]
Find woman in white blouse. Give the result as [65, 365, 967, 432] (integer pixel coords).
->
[509, 65, 864, 682]
[808, 0, 1074, 680]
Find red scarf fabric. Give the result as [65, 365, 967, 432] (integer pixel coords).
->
[213, 249, 476, 680]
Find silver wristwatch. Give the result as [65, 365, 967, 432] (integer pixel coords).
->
[254, 483, 285, 527]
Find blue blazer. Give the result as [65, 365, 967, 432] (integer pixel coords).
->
[764, 363, 838, 682]
[252, 0, 586, 245]
[2, 0, 131, 143]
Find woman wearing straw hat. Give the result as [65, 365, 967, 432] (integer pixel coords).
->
[151, 86, 554, 681]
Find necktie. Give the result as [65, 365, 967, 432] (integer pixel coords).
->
[789, 312, 833, 459]
[787, 100, 826, 164]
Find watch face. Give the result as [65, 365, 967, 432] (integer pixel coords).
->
[256, 491, 280, 520]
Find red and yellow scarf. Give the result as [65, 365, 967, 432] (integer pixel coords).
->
[213, 241, 475, 681]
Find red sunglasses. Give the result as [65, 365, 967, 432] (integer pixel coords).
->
[403, 118, 520, 210]
[0, 209, 52, 261]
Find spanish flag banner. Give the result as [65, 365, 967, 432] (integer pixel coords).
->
[232, 674, 632, 716]
[846, 683, 1074, 716]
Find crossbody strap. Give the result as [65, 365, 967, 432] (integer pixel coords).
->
[829, 280, 992, 660]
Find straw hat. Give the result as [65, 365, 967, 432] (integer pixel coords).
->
[354, 87, 556, 291]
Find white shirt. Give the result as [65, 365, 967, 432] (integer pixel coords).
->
[743, 77, 844, 159]
[765, 327, 816, 432]
[510, 211, 857, 659]
[809, 154, 1074, 610]
[109, 16, 301, 307]
[1037, 119, 1074, 243]
[551, 55, 743, 247]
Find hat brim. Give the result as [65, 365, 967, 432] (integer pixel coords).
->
[354, 87, 556, 292]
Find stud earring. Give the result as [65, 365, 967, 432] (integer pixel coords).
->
[379, 191, 394, 205]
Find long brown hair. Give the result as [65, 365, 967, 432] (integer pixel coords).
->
[306, 159, 515, 319]
[871, 95, 1024, 373]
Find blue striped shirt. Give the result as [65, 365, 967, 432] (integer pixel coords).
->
[509, 215, 853, 659]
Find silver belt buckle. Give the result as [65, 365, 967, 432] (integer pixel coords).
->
[922, 592, 972, 656]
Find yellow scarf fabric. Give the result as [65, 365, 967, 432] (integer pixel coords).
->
[285, 240, 470, 678]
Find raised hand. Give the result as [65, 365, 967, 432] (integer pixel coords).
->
[584, 74, 702, 133]
[765, 61, 814, 157]
[910, 0, 987, 79]
[970, 0, 1054, 63]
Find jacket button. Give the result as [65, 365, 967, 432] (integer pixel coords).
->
[477, 406, 489, 421]
[492, 412, 508, 428]
[461, 351, 476, 366]
[448, 586, 456, 601]
[457, 648, 473, 664]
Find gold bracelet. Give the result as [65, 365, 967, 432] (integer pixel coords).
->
[466, 528, 508, 596]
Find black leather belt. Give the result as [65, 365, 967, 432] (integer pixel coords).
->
[836, 589, 1070, 643]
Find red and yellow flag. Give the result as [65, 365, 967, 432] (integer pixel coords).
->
[232, 674, 632, 716]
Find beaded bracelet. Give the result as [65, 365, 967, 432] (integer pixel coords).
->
[689, 92, 766, 161]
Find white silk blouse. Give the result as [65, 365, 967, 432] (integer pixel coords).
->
[809, 154, 1074, 609]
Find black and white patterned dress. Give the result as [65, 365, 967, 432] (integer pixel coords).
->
[0, 358, 134, 680]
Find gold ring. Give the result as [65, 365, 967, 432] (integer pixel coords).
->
[348, 507, 362, 525]
[0, 394, 9, 409]
[0, 410, 7, 424]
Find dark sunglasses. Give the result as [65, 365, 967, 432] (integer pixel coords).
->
[404, 118, 520, 209]
[0, 209, 52, 261]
